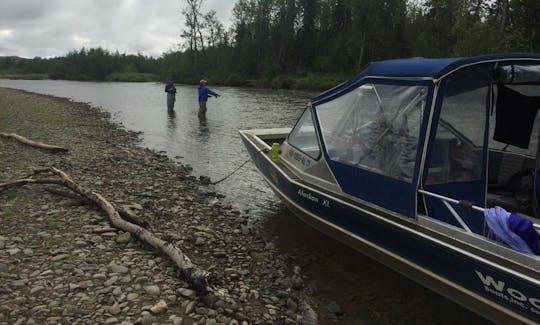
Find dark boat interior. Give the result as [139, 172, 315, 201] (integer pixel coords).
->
[487, 150, 537, 216]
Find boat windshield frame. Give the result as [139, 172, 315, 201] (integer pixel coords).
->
[286, 106, 323, 161]
[311, 77, 435, 217]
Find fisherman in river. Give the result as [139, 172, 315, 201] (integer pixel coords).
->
[165, 81, 177, 111]
[198, 79, 220, 119]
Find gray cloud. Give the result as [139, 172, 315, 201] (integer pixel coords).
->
[0, 0, 61, 22]
[0, 0, 235, 58]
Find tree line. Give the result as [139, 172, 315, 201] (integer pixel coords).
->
[0, 48, 159, 82]
[1, 0, 539, 90]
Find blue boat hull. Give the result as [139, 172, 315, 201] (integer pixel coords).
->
[241, 133, 540, 324]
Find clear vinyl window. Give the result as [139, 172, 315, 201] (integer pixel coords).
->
[316, 83, 427, 182]
[287, 108, 321, 159]
[426, 67, 491, 184]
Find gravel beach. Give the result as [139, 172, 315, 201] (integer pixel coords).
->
[0, 88, 313, 325]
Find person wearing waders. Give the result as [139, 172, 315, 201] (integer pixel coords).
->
[198, 79, 219, 119]
[165, 81, 177, 111]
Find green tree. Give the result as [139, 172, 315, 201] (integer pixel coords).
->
[272, 0, 297, 72]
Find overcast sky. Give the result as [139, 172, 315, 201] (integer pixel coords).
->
[0, 0, 235, 58]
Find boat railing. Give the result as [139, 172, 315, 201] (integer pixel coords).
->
[418, 189, 540, 233]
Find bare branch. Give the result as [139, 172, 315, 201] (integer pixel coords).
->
[0, 133, 68, 153]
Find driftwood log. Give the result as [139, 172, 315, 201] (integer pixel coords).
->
[0, 167, 211, 293]
[0, 132, 68, 153]
[44, 187, 150, 227]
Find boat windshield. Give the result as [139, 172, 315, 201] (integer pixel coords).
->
[316, 83, 427, 182]
[287, 108, 321, 159]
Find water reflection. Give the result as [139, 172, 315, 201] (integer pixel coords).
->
[167, 109, 176, 123]
[166, 110, 177, 142]
[197, 118, 210, 142]
[198, 117, 207, 127]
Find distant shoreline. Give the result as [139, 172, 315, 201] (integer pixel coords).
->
[0, 72, 346, 91]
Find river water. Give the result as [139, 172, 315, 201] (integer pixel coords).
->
[0, 80, 310, 216]
[0, 79, 489, 324]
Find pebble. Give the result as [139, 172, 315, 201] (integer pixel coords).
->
[73, 240, 88, 247]
[112, 287, 122, 296]
[104, 276, 119, 286]
[169, 315, 183, 325]
[195, 237, 205, 246]
[109, 263, 129, 274]
[135, 276, 148, 284]
[140, 312, 153, 325]
[286, 298, 298, 312]
[185, 301, 196, 314]
[291, 275, 303, 289]
[12, 280, 26, 287]
[109, 302, 121, 315]
[327, 301, 343, 316]
[90, 235, 104, 244]
[130, 203, 143, 210]
[127, 293, 139, 301]
[7, 248, 21, 255]
[248, 290, 259, 300]
[116, 232, 132, 244]
[144, 285, 160, 296]
[93, 273, 107, 280]
[51, 253, 69, 261]
[30, 286, 45, 294]
[150, 300, 168, 314]
[177, 288, 196, 299]
[37, 231, 51, 238]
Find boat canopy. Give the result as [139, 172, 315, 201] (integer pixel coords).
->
[313, 53, 540, 105]
[299, 54, 540, 230]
